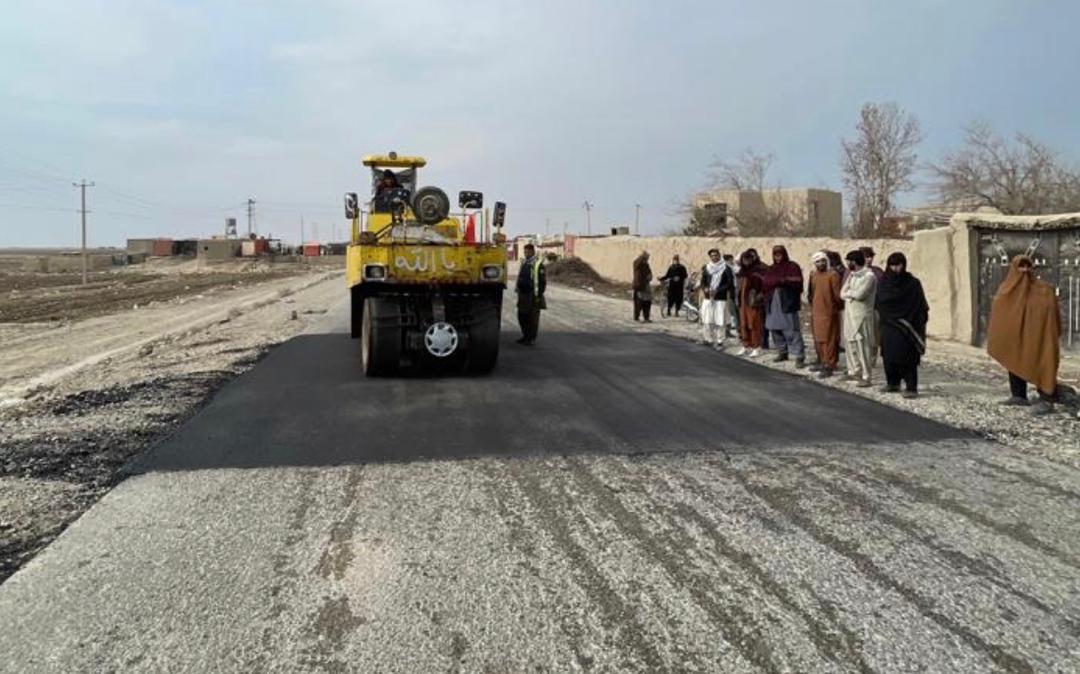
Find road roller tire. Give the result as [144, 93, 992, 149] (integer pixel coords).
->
[361, 297, 401, 376]
[463, 299, 501, 375]
[350, 287, 362, 338]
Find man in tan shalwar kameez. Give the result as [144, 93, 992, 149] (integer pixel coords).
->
[808, 251, 843, 378]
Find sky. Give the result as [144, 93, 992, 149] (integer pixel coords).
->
[1, 0, 1078, 247]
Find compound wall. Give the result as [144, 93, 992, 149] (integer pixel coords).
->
[571, 229, 974, 342]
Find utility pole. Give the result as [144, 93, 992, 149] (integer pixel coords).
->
[635, 203, 642, 236]
[582, 200, 593, 235]
[246, 198, 256, 236]
[73, 180, 94, 285]
[300, 214, 305, 245]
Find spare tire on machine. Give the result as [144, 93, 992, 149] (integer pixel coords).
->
[412, 186, 451, 225]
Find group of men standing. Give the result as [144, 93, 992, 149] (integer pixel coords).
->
[806, 247, 929, 396]
[646, 244, 931, 397]
[522, 239, 1071, 416]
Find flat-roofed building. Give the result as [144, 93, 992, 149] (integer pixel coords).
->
[694, 188, 842, 237]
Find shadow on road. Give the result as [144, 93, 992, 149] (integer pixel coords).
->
[126, 329, 970, 474]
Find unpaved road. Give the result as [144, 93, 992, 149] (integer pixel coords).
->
[0, 286, 1078, 672]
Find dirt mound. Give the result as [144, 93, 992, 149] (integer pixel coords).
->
[545, 257, 606, 284]
[545, 257, 630, 298]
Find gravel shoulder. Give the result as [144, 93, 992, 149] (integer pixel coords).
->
[549, 280, 1080, 468]
[0, 271, 344, 583]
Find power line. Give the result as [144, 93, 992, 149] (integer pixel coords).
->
[0, 157, 72, 188]
[94, 183, 247, 217]
[0, 203, 78, 213]
[0, 146, 74, 183]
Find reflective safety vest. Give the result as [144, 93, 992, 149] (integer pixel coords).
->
[530, 259, 543, 297]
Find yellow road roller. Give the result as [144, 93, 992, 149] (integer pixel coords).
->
[344, 152, 508, 375]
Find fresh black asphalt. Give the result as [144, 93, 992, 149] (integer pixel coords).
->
[134, 315, 965, 473]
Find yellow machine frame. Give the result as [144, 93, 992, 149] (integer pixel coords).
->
[346, 155, 507, 288]
[345, 152, 509, 375]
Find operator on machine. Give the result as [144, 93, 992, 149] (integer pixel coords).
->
[372, 169, 403, 213]
[375, 169, 400, 195]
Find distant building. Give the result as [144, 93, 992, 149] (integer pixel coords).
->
[126, 238, 174, 257]
[513, 234, 572, 261]
[694, 188, 843, 237]
[198, 239, 242, 260]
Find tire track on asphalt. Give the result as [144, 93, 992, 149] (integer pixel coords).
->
[476, 461, 605, 672]
[315, 466, 365, 581]
[471, 377, 674, 671]
[561, 456, 788, 674]
[968, 456, 1080, 504]
[822, 460, 1080, 571]
[654, 455, 947, 669]
[797, 460, 1073, 623]
[503, 460, 671, 672]
[249, 469, 319, 671]
[304, 466, 367, 672]
[728, 462, 1035, 674]
[586, 455, 877, 673]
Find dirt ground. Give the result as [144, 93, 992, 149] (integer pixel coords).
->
[0, 265, 345, 583]
[0, 257, 340, 323]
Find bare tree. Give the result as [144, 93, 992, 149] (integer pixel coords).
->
[708, 147, 775, 192]
[929, 121, 1080, 214]
[698, 148, 791, 236]
[841, 102, 922, 237]
[670, 191, 722, 237]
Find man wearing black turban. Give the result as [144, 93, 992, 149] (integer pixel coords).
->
[875, 252, 929, 397]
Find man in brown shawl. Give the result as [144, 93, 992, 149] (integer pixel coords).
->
[735, 249, 767, 357]
[988, 255, 1061, 415]
[632, 251, 654, 322]
[808, 251, 843, 378]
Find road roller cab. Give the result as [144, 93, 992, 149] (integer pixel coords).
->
[345, 152, 508, 375]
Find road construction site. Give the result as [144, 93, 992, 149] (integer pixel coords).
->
[1, 276, 1078, 672]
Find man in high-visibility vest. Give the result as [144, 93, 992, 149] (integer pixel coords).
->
[516, 243, 546, 345]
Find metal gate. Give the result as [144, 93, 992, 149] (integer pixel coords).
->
[976, 227, 1080, 350]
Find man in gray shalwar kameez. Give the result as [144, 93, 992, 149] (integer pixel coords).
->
[762, 245, 807, 367]
[841, 249, 878, 387]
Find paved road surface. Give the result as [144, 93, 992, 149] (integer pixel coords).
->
[1, 287, 1078, 672]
